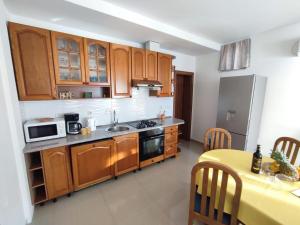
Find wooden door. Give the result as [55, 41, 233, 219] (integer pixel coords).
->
[146, 50, 158, 81]
[8, 23, 56, 100]
[113, 133, 139, 176]
[51, 31, 85, 85]
[84, 38, 110, 86]
[131, 47, 145, 80]
[42, 147, 73, 199]
[110, 44, 132, 98]
[158, 53, 172, 96]
[174, 71, 194, 140]
[71, 140, 114, 190]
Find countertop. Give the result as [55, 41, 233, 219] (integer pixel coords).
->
[23, 117, 184, 153]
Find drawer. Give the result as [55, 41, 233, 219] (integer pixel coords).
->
[165, 144, 177, 158]
[165, 132, 178, 145]
[165, 125, 178, 134]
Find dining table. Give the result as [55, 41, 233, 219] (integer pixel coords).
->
[196, 149, 300, 225]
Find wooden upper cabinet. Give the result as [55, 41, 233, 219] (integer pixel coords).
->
[113, 133, 139, 176]
[8, 23, 56, 100]
[51, 31, 85, 85]
[131, 47, 146, 80]
[110, 44, 132, 98]
[42, 147, 73, 199]
[71, 140, 114, 190]
[84, 39, 110, 86]
[146, 50, 158, 81]
[157, 53, 172, 97]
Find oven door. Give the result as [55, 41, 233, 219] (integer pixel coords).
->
[140, 134, 164, 161]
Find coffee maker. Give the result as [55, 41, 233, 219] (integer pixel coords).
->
[64, 113, 82, 135]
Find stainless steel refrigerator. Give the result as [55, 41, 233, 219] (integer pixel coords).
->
[216, 75, 267, 151]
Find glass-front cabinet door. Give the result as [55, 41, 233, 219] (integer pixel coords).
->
[84, 39, 110, 86]
[51, 32, 85, 84]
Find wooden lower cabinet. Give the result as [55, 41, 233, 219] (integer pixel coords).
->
[71, 140, 114, 191]
[42, 147, 73, 200]
[113, 133, 139, 176]
[164, 125, 179, 159]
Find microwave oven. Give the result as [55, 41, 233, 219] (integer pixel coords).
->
[24, 118, 66, 143]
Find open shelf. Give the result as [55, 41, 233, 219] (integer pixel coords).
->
[34, 186, 47, 204]
[57, 85, 111, 99]
[31, 169, 45, 188]
[29, 152, 42, 171]
[26, 151, 48, 205]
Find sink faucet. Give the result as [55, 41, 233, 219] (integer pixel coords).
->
[113, 110, 118, 127]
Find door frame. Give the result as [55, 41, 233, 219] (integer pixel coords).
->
[173, 70, 194, 140]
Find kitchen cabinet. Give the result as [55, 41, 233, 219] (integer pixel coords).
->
[71, 140, 114, 190]
[131, 47, 146, 80]
[84, 39, 110, 86]
[164, 125, 178, 159]
[132, 48, 158, 81]
[42, 147, 73, 199]
[51, 31, 85, 85]
[110, 44, 132, 98]
[157, 53, 172, 97]
[8, 23, 56, 100]
[146, 50, 158, 81]
[113, 133, 139, 176]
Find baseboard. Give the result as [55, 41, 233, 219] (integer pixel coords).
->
[190, 138, 204, 146]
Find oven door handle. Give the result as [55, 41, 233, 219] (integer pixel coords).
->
[142, 134, 165, 141]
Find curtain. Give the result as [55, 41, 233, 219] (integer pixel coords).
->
[219, 38, 251, 71]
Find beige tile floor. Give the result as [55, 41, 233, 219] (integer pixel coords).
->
[30, 140, 203, 225]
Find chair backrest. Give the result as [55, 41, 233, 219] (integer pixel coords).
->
[204, 128, 232, 151]
[273, 137, 300, 165]
[188, 161, 242, 225]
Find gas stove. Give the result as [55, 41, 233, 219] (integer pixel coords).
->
[128, 120, 158, 129]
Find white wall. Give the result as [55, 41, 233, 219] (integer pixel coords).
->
[0, 0, 33, 224]
[20, 89, 174, 126]
[192, 22, 300, 155]
[191, 53, 221, 143]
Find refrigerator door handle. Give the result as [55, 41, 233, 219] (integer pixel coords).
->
[226, 110, 236, 121]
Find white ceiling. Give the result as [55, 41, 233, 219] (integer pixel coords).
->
[4, 0, 300, 55]
[107, 0, 300, 43]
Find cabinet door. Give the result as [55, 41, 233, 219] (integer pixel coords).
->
[42, 147, 73, 199]
[71, 140, 114, 190]
[51, 31, 85, 85]
[84, 39, 110, 85]
[110, 44, 132, 98]
[131, 47, 145, 80]
[8, 23, 56, 100]
[146, 50, 158, 81]
[113, 133, 139, 176]
[158, 53, 172, 97]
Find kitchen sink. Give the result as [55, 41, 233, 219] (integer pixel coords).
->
[106, 126, 130, 132]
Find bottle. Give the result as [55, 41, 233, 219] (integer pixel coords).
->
[251, 145, 262, 174]
[87, 111, 96, 132]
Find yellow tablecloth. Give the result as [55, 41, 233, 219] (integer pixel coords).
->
[196, 149, 300, 225]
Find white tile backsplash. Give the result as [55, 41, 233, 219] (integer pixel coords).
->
[20, 88, 173, 126]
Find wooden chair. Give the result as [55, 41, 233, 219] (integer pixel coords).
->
[188, 161, 242, 225]
[273, 137, 300, 165]
[204, 128, 232, 152]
